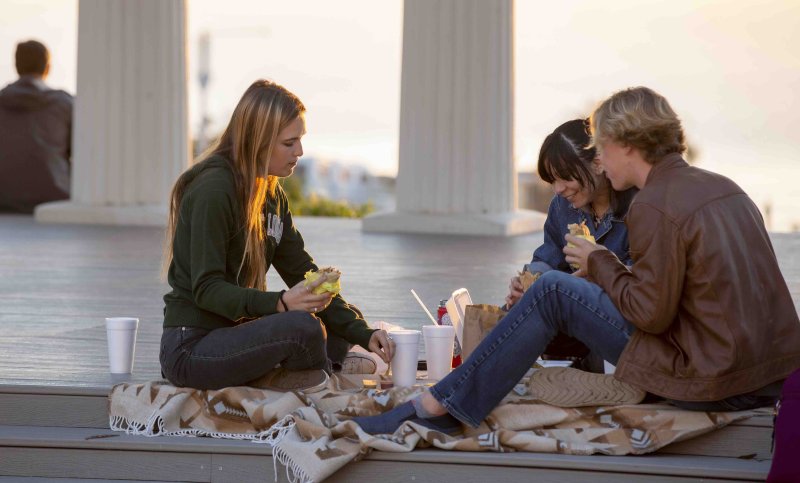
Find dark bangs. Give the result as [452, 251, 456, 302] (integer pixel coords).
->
[537, 129, 596, 191]
[537, 119, 633, 217]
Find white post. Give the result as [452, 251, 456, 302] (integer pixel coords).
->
[363, 0, 545, 236]
[35, 0, 189, 226]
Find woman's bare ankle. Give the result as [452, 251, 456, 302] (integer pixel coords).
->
[420, 391, 447, 416]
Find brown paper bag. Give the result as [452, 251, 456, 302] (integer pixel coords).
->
[461, 304, 506, 360]
[519, 270, 541, 292]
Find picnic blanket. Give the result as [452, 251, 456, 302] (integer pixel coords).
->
[109, 376, 754, 483]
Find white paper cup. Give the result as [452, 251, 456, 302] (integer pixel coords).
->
[422, 325, 455, 380]
[105, 317, 139, 374]
[388, 329, 420, 387]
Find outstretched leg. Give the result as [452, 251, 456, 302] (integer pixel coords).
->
[354, 271, 634, 433]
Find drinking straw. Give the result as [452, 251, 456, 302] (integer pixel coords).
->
[410, 289, 438, 325]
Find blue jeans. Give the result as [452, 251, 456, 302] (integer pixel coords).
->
[429, 271, 769, 428]
[430, 271, 634, 427]
[160, 311, 352, 390]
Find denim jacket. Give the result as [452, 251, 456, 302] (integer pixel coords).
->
[525, 188, 637, 274]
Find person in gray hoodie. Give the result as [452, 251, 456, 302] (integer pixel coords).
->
[0, 40, 73, 213]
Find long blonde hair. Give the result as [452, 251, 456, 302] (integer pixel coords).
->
[163, 80, 305, 290]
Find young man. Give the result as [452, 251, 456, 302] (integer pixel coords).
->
[0, 40, 73, 213]
[353, 87, 800, 435]
[567, 86, 800, 408]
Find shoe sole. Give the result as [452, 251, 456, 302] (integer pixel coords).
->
[340, 365, 377, 375]
[340, 353, 378, 375]
[528, 367, 645, 407]
[256, 370, 330, 394]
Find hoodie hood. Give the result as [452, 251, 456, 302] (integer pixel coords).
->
[0, 77, 62, 111]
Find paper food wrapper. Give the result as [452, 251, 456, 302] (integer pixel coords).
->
[519, 270, 541, 292]
[566, 221, 596, 270]
[303, 267, 342, 295]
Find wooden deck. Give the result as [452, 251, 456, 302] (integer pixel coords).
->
[1, 213, 797, 481]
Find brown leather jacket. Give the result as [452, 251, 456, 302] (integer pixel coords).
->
[588, 154, 800, 401]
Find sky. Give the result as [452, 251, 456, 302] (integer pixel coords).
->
[1, 0, 798, 230]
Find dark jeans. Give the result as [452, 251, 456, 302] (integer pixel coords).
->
[160, 311, 351, 390]
[430, 271, 773, 428]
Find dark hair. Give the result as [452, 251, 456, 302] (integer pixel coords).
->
[538, 119, 595, 187]
[537, 119, 628, 216]
[15, 40, 49, 76]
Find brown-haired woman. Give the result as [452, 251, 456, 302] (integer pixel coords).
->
[505, 119, 636, 310]
[160, 80, 394, 391]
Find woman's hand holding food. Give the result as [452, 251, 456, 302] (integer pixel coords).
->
[280, 277, 334, 313]
[505, 274, 524, 308]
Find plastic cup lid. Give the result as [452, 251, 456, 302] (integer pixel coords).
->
[105, 317, 139, 330]
[388, 329, 420, 342]
[422, 325, 455, 337]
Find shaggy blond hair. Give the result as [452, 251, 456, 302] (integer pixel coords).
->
[590, 87, 686, 164]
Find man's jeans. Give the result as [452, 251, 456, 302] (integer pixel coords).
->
[160, 311, 351, 390]
[430, 271, 770, 428]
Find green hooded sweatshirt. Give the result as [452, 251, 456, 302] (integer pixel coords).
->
[163, 154, 376, 349]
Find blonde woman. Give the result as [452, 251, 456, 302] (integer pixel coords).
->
[160, 80, 394, 391]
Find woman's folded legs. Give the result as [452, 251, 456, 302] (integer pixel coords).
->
[160, 311, 328, 390]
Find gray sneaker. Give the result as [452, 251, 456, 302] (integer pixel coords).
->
[338, 352, 378, 375]
[251, 368, 329, 393]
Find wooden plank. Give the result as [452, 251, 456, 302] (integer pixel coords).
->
[209, 454, 278, 483]
[212, 454, 754, 483]
[0, 384, 111, 397]
[0, 448, 210, 482]
[0, 448, 769, 483]
[363, 452, 770, 481]
[0, 425, 770, 481]
[0, 478, 175, 483]
[660, 425, 772, 460]
[328, 460, 758, 483]
[2, 448, 757, 483]
[0, 425, 272, 455]
[0, 393, 108, 428]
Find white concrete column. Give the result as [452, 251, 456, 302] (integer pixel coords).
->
[363, 0, 544, 236]
[36, 0, 188, 226]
